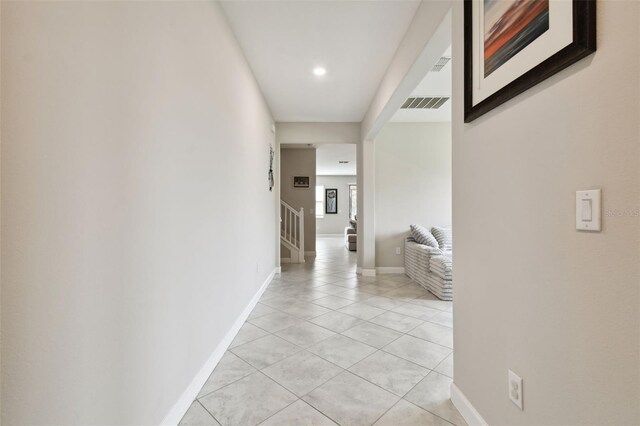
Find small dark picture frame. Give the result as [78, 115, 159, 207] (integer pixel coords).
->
[293, 176, 310, 188]
[325, 188, 338, 214]
[464, 0, 596, 122]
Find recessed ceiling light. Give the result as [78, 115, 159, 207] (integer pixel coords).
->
[313, 67, 327, 77]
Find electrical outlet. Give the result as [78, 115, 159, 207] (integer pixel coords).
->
[508, 370, 523, 410]
[395, 247, 401, 255]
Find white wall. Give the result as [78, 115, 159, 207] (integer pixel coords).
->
[374, 123, 451, 268]
[360, 0, 451, 141]
[451, 1, 640, 425]
[316, 176, 356, 235]
[358, 0, 452, 275]
[1, 2, 276, 424]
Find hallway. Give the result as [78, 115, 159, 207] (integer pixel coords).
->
[180, 237, 462, 426]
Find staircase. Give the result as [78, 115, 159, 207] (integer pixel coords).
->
[280, 200, 305, 263]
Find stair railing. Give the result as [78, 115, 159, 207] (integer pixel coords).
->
[280, 200, 305, 263]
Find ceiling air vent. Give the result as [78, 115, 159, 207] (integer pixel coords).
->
[401, 97, 449, 109]
[431, 56, 451, 72]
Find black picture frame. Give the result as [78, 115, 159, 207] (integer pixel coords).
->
[293, 176, 310, 188]
[325, 188, 338, 214]
[464, 0, 596, 123]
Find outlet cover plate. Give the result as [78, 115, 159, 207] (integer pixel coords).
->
[509, 370, 523, 410]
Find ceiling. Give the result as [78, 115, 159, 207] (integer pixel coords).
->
[316, 144, 356, 176]
[390, 46, 452, 122]
[220, 1, 421, 122]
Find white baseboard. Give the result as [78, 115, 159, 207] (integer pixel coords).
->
[161, 268, 277, 425]
[376, 267, 405, 274]
[304, 251, 316, 257]
[317, 234, 342, 237]
[275, 266, 282, 274]
[451, 383, 488, 426]
[281, 258, 307, 264]
[356, 267, 377, 277]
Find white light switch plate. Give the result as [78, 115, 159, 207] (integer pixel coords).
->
[576, 189, 601, 231]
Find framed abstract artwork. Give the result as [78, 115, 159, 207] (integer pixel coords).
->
[268, 145, 274, 191]
[293, 176, 310, 188]
[464, 0, 596, 122]
[325, 188, 337, 214]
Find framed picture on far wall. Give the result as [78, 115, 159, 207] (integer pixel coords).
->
[464, 0, 596, 122]
[293, 176, 310, 188]
[325, 188, 338, 214]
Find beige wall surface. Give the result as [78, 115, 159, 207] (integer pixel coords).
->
[451, 1, 640, 425]
[316, 175, 356, 235]
[356, 139, 376, 270]
[375, 123, 451, 268]
[0, 4, 2, 418]
[280, 148, 316, 255]
[277, 122, 360, 145]
[1, 2, 276, 424]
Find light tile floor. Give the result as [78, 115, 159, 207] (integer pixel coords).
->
[180, 237, 465, 426]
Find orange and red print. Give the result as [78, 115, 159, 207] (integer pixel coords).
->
[484, 0, 549, 76]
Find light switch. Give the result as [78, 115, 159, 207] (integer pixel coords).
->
[581, 199, 592, 221]
[576, 189, 601, 231]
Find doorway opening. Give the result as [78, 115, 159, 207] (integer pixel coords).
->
[315, 143, 358, 261]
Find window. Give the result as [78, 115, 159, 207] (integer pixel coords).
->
[349, 184, 357, 220]
[316, 185, 324, 218]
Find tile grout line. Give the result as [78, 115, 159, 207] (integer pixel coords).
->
[196, 364, 261, 401]
[430, 349, 454, 378]
[399, 369, 463, 426]
[195, 398, 224, 426]
[252, 398, 301, 425]
[190, 239, 458, 426]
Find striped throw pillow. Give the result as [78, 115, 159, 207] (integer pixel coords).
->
[409, 224, 439, 248]
[431, 227, 452, 251]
